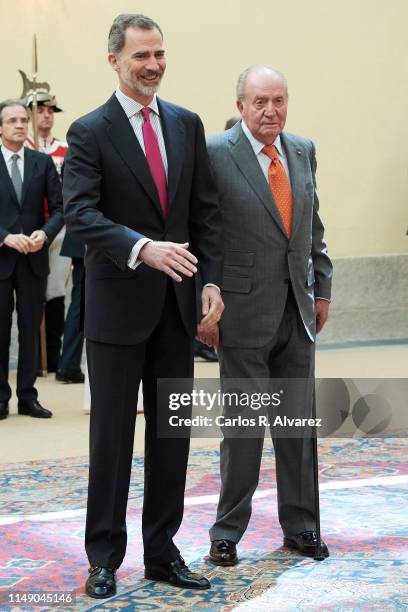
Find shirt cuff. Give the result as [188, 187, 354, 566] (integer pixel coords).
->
[315, 296, 331, 303]
[127, 238, 152, 269]
[204, 283, 220, 293]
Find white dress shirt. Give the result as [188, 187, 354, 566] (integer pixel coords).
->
[1, 144, 25, 181]
[115, 88, 168, 174]
[115, 88, 166, 269]
[0, 145, 25, 246]
[241, 121, 291, 185]
[116, 89, 220, 294]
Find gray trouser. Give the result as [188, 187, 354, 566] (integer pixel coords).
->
[210, 289, 317, 542]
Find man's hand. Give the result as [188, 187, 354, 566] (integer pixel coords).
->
[3, 233, 34, 255]
[196, 323, 219, 348]
[139, 241, 198, 282]
[200, 286, 224, 330]
[29, 230, 48, 253]
[316, 298, 330, 334]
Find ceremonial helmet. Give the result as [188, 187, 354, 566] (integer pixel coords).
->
[26, 92, 63, 113]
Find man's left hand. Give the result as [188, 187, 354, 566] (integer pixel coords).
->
[315, 299, 330, 333]
[29, 230, 47, 253]
[200, 286, 224, 330]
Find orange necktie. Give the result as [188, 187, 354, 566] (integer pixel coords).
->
[262, 145, 293, 238]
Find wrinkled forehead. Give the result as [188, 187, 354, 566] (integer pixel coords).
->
[122, 25, 164, 51]
[1, 105, 29, 120]
[245, 70, 287, 100]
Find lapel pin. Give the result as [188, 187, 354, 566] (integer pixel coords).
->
[296, 149, 302, 155]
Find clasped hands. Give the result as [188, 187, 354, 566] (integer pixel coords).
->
[140, 240, 223, 347]
[4, 230, 47, 254]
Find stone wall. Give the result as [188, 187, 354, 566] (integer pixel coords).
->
[318, 254, 408, 347]
[9, 254, 408, 367]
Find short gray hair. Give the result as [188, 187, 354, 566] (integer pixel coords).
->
[0, 99, 28, 126]
[108, 14, 163, 54]
[236, 64, 288, 102]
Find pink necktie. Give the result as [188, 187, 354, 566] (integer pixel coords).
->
[141, 107, 168, 216]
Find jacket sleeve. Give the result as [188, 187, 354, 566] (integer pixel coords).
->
[63, 119, 143, 270]
[189, 115, 223, 287]
[42, 156, 64, 243]
[310, 140, 333, 300]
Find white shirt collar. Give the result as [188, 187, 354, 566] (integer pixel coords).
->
[241, 120, 283, 157]
[115, 87, 160, 118]
[1, 144, 25, 162]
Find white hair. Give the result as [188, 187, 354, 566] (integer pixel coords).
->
[236, 64, 288, 102]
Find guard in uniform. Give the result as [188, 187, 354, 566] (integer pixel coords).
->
[25, 93, 71, 372]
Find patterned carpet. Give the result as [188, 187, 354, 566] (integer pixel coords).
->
[0, 439, 407, 611]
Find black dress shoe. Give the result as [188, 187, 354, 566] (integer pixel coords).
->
[209, 539, 238, 566]
[85, 567, 116, 599]
[194, 343, 218, 362]
[145, 556, 210, 589]
[0, 402, 9, 420]
[283, 531, 329, 558]
[18, 400, 52, 418]
[56, 369, 85, 383]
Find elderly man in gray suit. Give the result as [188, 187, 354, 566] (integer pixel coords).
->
[201, 64, 333, 565]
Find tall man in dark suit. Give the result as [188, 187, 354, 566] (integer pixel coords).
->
[0, 100, 63, 420]
[63, 14, 224, 598]
[200, 65, 333, 565]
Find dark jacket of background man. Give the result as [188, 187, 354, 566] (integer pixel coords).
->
[0, 101, 63, 418]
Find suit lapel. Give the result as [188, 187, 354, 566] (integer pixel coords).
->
[280, 133, 306, 240]
[21, 148, 36, 206]
[103, 94, 162, 216]
[157, 98, 185, 211]
[229, 124, 287, 237]
[0, 150, 21, 208]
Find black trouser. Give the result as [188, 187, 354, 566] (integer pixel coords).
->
[85, 282, 194, 569]
[0, 255, 46, 402]
[58, 258, 84, 373]
[44, 296, 65, 372]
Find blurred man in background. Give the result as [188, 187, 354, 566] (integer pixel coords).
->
[26, 92, 71, 374]
[0, 100, 63, 419]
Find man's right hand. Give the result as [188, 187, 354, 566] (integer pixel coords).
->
[139, 241, 198, 283]
[3, 233, 34, 255]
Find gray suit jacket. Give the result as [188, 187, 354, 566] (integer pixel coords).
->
[207, 122, 332, 348]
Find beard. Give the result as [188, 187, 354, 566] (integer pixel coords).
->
[134, 81, 160, 97]
[122, 70, 163, 98]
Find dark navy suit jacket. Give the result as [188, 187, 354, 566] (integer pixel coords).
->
[60, 232, 85, 259]
[63, 94, 222, 345]
[0, 148, 63, 279]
